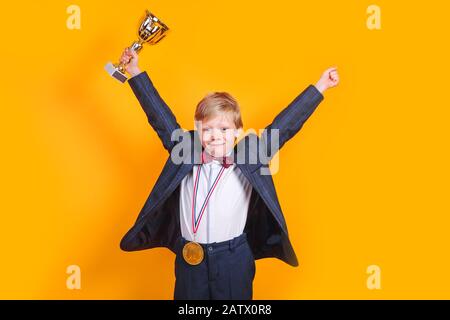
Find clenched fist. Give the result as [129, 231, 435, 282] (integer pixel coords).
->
[119, 48, 141, 77]
[315, 67, 340, 94]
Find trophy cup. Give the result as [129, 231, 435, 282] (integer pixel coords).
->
[105, 10, 169, 83]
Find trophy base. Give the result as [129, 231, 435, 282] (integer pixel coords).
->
[105, 62, 128, 83]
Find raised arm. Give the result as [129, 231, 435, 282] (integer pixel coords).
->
[259, 67, 339, 162]
[120, 48, 181, 152]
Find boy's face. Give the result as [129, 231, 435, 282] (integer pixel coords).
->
[197, 114, 239, 158]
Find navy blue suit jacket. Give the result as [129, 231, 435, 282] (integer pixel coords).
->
[120, 71, 324, 266]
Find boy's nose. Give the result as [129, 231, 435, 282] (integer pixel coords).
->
[211, 135, 221, 142]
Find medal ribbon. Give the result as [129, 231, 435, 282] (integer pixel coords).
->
[191, 165, 226, 236]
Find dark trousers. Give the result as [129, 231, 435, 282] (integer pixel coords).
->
[173, 232, 255, 300]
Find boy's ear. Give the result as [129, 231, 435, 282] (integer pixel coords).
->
[194, 120, 202, 131]
[235, 128, 243, 137]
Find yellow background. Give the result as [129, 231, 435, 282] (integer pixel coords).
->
[1, 0, 449, 299]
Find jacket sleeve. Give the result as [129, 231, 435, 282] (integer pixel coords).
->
[259, 84, 324, 162]
[128, 71, 181, 152]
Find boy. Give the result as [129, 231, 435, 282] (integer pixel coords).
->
[118, 48, 339, 299]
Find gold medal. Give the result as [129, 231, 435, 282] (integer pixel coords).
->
[182, 241, 204, 265]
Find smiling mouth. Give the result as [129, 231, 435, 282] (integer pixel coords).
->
[209, 143, 224, 146]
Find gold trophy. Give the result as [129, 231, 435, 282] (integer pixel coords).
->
[105, 10, 169, 83]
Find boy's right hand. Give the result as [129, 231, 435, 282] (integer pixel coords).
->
[119, 48, 141, 77]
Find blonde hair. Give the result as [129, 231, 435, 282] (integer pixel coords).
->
[195, 92, 243, 128]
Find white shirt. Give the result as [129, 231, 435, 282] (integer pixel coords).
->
[179, 152, 253, 244]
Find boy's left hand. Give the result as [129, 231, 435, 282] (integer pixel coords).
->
[315, 67, 340, 94]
